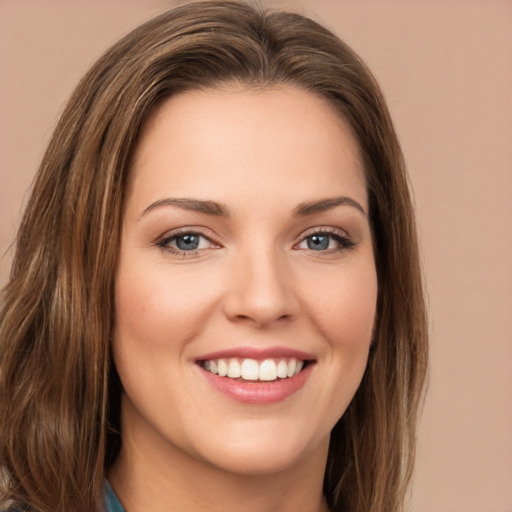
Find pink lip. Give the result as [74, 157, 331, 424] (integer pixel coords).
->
[195, 346, 316, 362]
[197, 362, 314, 404]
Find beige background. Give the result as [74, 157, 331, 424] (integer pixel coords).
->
[1, 1, 511, 510]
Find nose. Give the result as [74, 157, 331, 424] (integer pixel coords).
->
[222, 246, 298, 329]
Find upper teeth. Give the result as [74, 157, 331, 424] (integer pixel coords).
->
[203, 358, 304, 381]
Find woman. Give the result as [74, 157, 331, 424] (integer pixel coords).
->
[0, 2, 428, 511]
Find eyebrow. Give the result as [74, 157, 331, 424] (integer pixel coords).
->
[138, 198, 230, 219]
[138, 195, 366, 220]
[293, 196, 367, 218]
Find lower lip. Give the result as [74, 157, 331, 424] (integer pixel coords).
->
[198, 364, 313, 404]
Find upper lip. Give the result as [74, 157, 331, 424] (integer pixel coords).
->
[195, 346, 316, 362]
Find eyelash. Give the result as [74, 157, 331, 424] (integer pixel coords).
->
[156, 227, 355, 257]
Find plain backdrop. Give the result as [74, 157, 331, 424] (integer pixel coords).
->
[0, 1, 511, 511]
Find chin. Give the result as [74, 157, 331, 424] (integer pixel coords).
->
[184, 419, 331, 477]
[201, 444, 315, 477]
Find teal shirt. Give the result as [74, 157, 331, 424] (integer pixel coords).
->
[104, 481, 126, 512]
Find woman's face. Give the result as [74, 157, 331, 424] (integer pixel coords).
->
[113, 86, 377, 477]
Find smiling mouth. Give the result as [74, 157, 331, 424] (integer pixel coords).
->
[198, 357, 313, 382]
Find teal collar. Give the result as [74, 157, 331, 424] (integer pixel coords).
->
[104, 481, 126, 512]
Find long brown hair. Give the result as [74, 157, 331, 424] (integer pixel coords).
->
[0, 2, 428, 511]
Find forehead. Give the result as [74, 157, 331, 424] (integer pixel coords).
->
[127, 85, 367, 214]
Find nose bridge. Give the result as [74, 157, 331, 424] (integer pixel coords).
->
[223, 240, 296, 327]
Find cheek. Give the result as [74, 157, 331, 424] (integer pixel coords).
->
[289, 258, 377, 438]
[297, 256, 377, 414]
[298, 260, 378, 350]
[111, 260, 224, 425]
[114, 260, 221, 352]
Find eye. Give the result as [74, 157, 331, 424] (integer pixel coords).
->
[295, 230, 355, 252]
[173, 233, 203, 251]
[157, 230, 219, 255]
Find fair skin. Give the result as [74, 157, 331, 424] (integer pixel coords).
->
[109, 85, 377, 512]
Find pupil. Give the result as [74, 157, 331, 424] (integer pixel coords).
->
[176, 234, 199, 250]
[308, 235, 329, 250]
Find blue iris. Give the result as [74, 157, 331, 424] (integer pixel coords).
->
[307, 234, 329, 250]
[176, 234, 200, 250]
